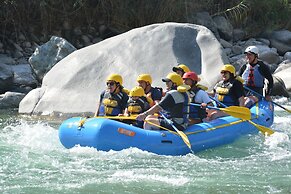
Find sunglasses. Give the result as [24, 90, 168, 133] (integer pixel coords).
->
[106, 82, 115, 86]
[220, 71, 229, 74]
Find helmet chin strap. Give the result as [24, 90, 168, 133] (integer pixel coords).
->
[111, 82, 119, 94]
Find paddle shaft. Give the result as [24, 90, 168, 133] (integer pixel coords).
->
[159, 111, 192, 151]
[244, 86, 291, 113]
[209, 95, 274, 136]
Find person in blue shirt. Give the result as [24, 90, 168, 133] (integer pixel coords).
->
[95, 74, 129, 116]
[136, 74, 163, 105]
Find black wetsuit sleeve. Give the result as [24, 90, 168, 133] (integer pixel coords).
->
[120, 93, 129, 111]
[232, 80, 245, 99]
[258, 62, 273, 95]
[238, 64, 246, 76]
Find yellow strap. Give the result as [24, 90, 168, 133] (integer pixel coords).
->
[186, 119, 244, 135]
[145, 120, 177, 135]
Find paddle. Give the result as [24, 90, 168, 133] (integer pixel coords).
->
[244, 86, 291, 113]
[159, 111, 192, 151]
[78, 115, 137, 128]
[248, 120, 274, 136]
[190, 103, 251, 120]
[206, 97, 274, 136]
[96, 115, 138, 120]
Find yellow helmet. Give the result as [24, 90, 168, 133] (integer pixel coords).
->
[162, 72, 183, 86]
[172, 64, 190, 73]
[129, 86, 145, 97]
[136, 74, 152, 84]
[221, 64, 235, 75]
[106, 74, 123, 85]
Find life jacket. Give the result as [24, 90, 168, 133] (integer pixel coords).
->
[146, 87, 163, 102]
[214, 80, 238, 107]
[188, 88, 207, 120]
[98, 91, 126, 116]
[162, 90, 190, 129]
[241, 64, 265, 88]
[127, 96, 150, 115]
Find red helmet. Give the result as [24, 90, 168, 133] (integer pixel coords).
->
[182, 72, 199, 81]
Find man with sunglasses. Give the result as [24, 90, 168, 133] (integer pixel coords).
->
[95, 74, 129, 116]
[207, 64, 245, 120]
[238, 46, 273, 107]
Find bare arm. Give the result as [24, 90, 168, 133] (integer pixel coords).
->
[136, 104, 162, 121]
[238, 96, 245, 107]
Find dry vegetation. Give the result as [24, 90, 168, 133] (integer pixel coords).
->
[0, 0, 290, 42]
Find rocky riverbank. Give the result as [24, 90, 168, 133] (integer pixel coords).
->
[1, 14, 291, 110]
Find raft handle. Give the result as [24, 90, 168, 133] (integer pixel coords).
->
[161, 140, 172, 144]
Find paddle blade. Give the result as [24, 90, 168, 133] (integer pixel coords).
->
[177, 130, 191, 150]
[220, 106, 251, 120]
[248, 120, 274, 136]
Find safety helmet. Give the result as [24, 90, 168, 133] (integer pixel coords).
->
[221, 64, 235, 75]
[244, 46, 259, 55]
[182, 72, 199, 82]
[136, 74, 152, 84]
[106, 74, 123, 85]
[172, 64, 190, 73]
[129, 86, 145, 97]
[162, 72, 183, 86]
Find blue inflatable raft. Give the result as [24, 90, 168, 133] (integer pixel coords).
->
[59, 100, 274, 155]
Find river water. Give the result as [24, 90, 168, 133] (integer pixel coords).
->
[1, 97, 291, 194]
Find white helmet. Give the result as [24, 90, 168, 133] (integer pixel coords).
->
[244, 46, 259, 55]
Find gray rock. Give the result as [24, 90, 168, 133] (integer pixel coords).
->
[259, 50, 280, 64]
[257, 38, 270, 46]
[81, 35, 91, 46]
[13, 50, 24, 58]
[19, 23, 228, 115]
[213, 16, 233, 41]
[231, 45, 243, 55]
[220, 39, 232, 48]
[187, 12, 220, 39]
[28, 36, 77, 82]
[283, 52, 291, 61]
[273, 60, 291, 91]
[223, 48, 232, 56]
[13, 43, 23, 51]
[0, 91, 26, 109]
[0, 63, 13, 93]
[272, 76, 289, 97]
[0, 54, 16, 64]
[266, 30, 291, 55]
[11, 64, 38, 87]
[233, 29, 246, 42]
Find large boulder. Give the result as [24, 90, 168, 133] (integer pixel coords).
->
[29, 36, 77, 82]
[271, 76, 289, 97]
[273, 60, 291, 92]
[19, 22, 228, 115]
[265, 30, 291, 55]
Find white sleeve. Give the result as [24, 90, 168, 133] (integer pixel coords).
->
[194, 90, 212, 104]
